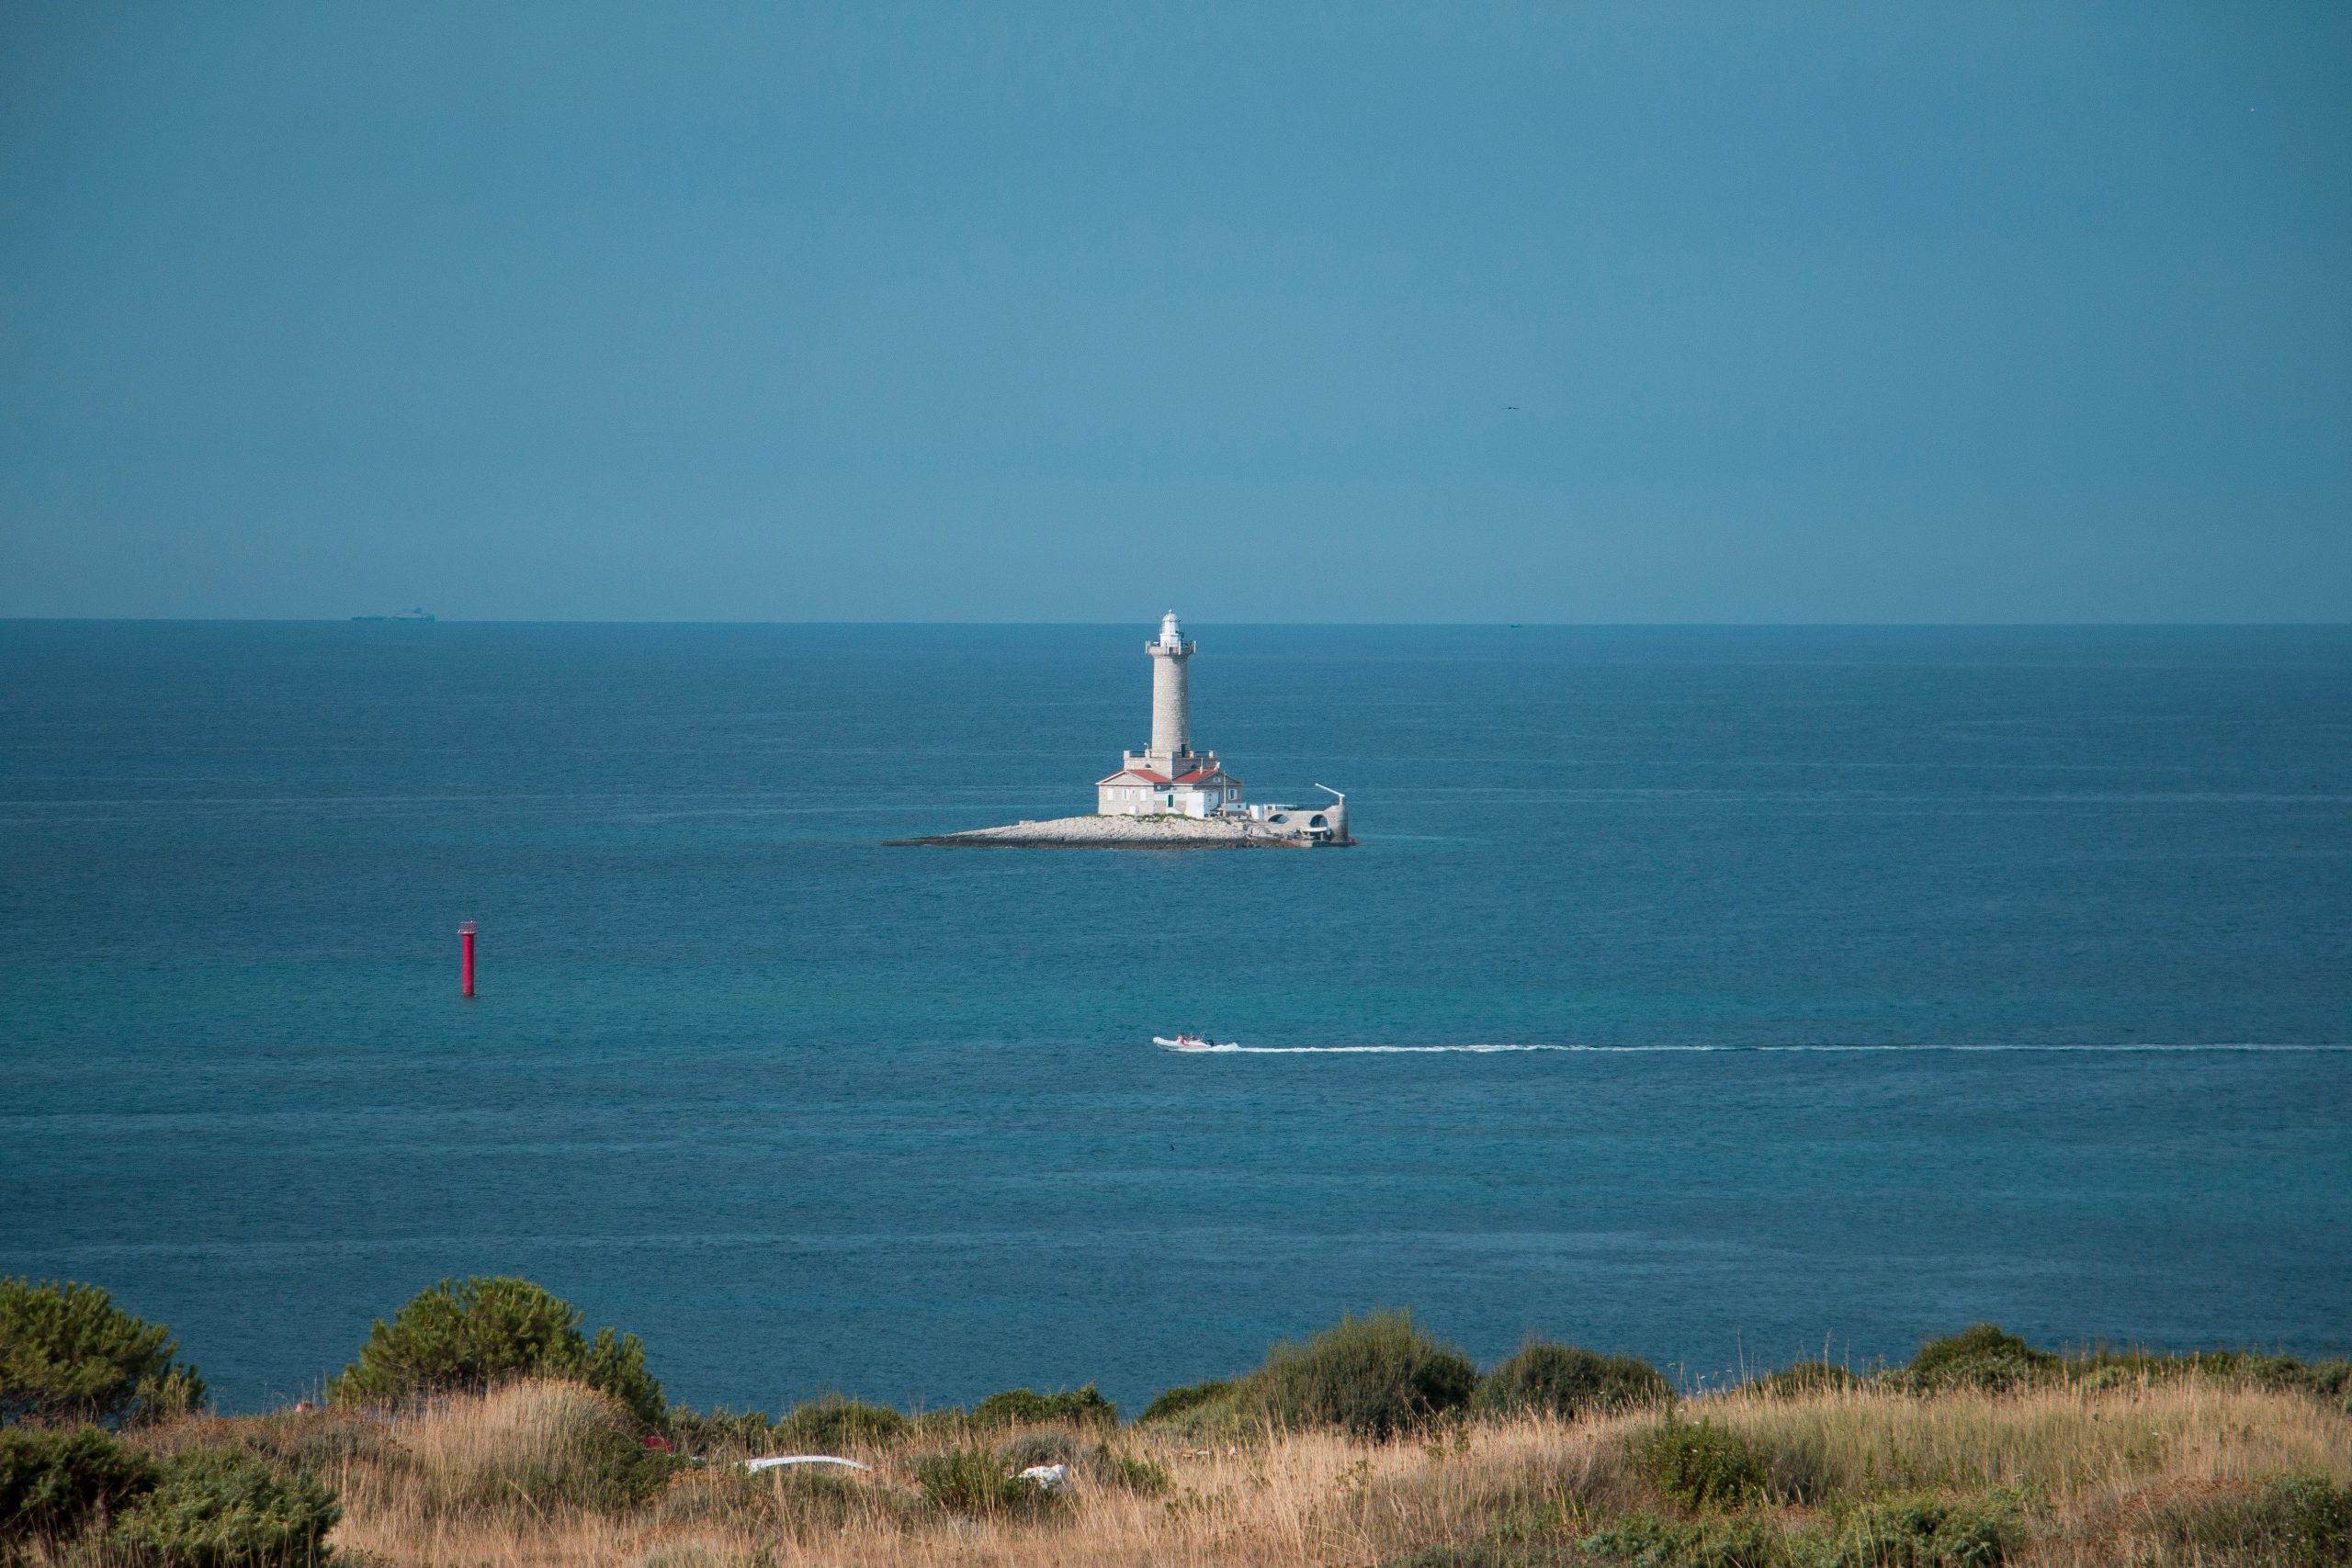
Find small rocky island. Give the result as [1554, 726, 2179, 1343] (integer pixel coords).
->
[893, 613, 1352, 850]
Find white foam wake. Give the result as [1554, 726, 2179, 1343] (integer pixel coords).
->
[1161, 1042, 2345, 1055]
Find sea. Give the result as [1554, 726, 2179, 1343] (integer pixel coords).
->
[2, 621, 2347, 1416]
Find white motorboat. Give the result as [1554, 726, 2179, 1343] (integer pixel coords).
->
[1153, 1033, 1232, 1052]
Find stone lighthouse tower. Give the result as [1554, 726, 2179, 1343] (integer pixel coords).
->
[1148, 610, 1194, 761]
[1096, 612, 1242, 817]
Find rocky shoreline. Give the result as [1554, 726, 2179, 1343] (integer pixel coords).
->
[888, 813, 1351, 849]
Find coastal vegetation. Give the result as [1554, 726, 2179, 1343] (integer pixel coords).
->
[3, 1278, 2348, 1566]
[0, 1279, 205, 1427]
[325, 1276, 664, 1429]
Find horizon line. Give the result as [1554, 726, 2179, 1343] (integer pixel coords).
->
[6, 616, 2351, 630]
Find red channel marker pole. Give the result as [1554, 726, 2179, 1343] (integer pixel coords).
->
[459, 921, 477, 998]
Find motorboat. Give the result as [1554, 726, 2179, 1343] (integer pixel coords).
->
[1153, 1033, 1232, 1052]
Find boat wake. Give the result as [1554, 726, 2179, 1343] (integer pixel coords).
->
[1159, 1042, 2346, 1055]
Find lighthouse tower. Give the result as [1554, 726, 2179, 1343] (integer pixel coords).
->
[1147, 610, 1194, 760]
[1095, 612, 1243, 818]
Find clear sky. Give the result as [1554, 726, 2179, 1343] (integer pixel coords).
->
[3, 4, 2346, 622]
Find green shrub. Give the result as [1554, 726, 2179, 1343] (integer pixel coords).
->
[1239, 1311, 1477, 1440]
[1905, 1325, 2056, 1393]
[2140, 1473, 2352, 1567]
[1808, 1495, 2017, 1567]
[1472, 1340, 1671, 1421]
[911, 1443, 1055, 1518]
[327, 1277, 663, 1427]
[1138, 1378, 1235, 1425]
[0, 1426, 159, 1542]
[775, 1394, 908, 1450]
[969, 1383, 1115, 1429]
[0, 1278, 206, 1427]
[1091, 1445, 1171, 1496]
[112, 1446, 339, 1568]
[1581, 1510, 1789, 1566]
[1632, 1416, 1767, 1510]
[1136, 1377, 1246, 1439]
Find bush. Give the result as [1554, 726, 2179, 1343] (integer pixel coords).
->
[2141, 1473, 2352, 1566]
[1581, 1511, 1789, 1566]
[1091, 1445, 1172, 1496]
[328, 1277, 663, 1427]
[1138, 1378, 1235, 1425]
[911, 1443, 1056, 1518]
[667, 1393, 908, 1458]
[0, 1426, 159, 1542]
[1239, 1311, 1477, 1440]
[1472, 1340, 1671, 1422]
[1632, 1416, 1767, 1510]
[113, 1446, 339, 1568]
[1905, 1325, 2056, 1393]
[0, 1278, 207, 1427]
[775, 1394, 908, 1450]
[969, 1383, 1115, 1429]
[1810, 1495, 2016, 1567]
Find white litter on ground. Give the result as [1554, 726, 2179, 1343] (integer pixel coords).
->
[743, 1455, 873, 1473]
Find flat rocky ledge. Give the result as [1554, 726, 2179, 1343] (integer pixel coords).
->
[888, 814, 1351, 850]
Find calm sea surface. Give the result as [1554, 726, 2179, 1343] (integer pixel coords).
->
[2, 622, 2347, 1413]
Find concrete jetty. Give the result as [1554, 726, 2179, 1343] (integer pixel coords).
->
[890, 813, 1344, 850]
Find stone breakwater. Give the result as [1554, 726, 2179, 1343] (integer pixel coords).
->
[889, 814, 1351, 850]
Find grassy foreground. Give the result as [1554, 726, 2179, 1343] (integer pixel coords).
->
[38, 1369, 2352, 1567]
[6, 1287, 2348, 1566]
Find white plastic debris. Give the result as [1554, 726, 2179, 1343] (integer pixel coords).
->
[1018, 1462, 1070, 1493]
[743, 1455, 873, 1473]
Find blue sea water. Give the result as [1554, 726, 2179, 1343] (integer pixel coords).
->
[2, 621, 2347, 1415]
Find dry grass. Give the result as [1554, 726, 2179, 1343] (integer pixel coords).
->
[1709, 1377, 2352, 1500]
[102, 1375, 2349, 1568]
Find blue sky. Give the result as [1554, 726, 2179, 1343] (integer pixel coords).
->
[3, 3, 2346, 621]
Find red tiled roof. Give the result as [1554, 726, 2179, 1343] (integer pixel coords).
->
[1097, 766, 1245, 788]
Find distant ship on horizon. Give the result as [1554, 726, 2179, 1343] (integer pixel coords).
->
[351, 607, 435, 623]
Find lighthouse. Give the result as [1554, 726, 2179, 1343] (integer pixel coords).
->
[889, 609, 1351, 845]
[1095, 612, 1243, 818]
[1148, 610, 1194, 758]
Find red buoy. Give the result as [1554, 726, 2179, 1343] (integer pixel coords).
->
[459, 921, 477, 998]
